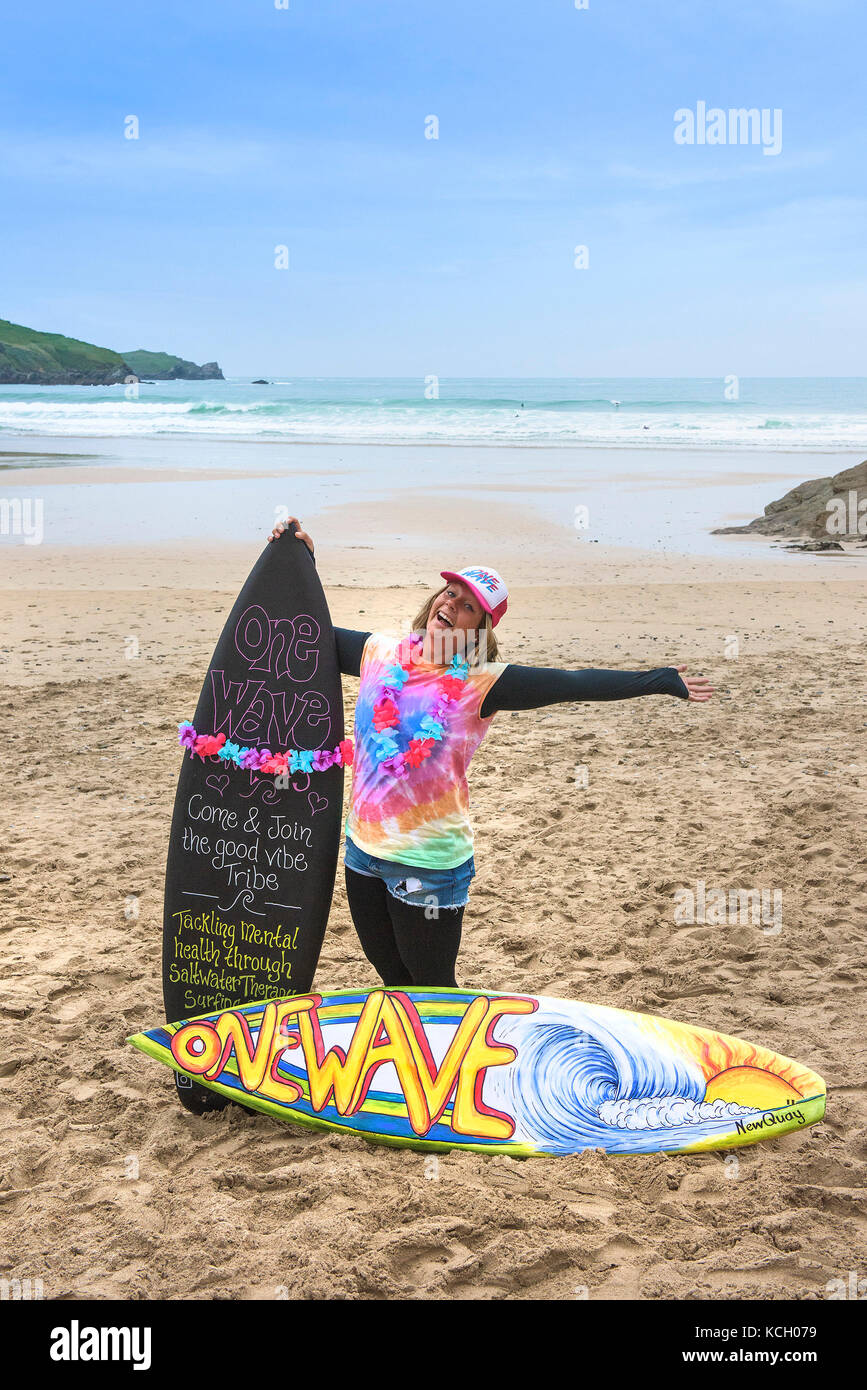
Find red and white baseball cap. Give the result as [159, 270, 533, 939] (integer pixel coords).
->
[440, 565, 509, 628]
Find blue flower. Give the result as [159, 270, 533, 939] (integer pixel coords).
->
[418, 716, 444, 741]
[373, 734, 400, 761]
[382, 663, 410, 689]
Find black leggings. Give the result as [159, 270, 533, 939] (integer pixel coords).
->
[344, 866, 464, 987]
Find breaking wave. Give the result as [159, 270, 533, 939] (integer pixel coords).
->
[487, 1007, 758, 1156]
[0, 378, 863, 449]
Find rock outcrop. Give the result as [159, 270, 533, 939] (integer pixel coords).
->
[713, 459, 867, 540]
[121, 350, 224, 381]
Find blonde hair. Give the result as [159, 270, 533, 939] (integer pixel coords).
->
[410, 585, 501, 667]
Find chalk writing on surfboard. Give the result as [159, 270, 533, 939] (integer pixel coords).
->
[169, 799, 310, 1012]
[164, 591, 342, 1019]
[214, 603, 330, 747]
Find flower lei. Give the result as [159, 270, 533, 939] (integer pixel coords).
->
[370, 633, 470, 780]
[177, 722, 354, 776]
[175, 635, 469, 782]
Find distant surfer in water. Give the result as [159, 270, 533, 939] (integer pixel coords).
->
[268, 516, 713, 990]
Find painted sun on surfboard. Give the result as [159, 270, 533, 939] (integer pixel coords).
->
[128, 988, 826, 1157]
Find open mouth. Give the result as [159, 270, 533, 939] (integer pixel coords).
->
[434, 612, 454, 629]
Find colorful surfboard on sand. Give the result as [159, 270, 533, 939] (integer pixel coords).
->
[128, 988, 826, 1157]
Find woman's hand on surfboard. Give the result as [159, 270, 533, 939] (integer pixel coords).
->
[267, 515, 314, 556]
[675, 665, 714, 702]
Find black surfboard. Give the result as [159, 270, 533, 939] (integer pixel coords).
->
[162, 528, 345, 1113]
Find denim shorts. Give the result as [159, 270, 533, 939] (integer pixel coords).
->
[343, 835, 475, 910]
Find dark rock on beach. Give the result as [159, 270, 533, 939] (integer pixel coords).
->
[713, 458, 867, 541]
[783, 539, 845, 553]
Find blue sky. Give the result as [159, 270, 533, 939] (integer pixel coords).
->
[1, 0, 864, 375]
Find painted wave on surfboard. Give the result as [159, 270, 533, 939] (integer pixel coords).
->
[486, 1005, 760, 1155]
[129, 989, 825, 1156]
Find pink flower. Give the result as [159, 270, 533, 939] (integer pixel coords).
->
[373, 697, 399, 731]
[382, 753, 408, 778]
[195, 733, 227, 757]
[404, 737, 435, 768]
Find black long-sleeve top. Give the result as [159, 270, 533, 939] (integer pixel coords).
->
[305, 545, 688, 711]
[333, 627, 689, 717]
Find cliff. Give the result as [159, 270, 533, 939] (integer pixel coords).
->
[121, 350, 224, 381]
[0, 318, 132, 385]
[0, 318, 224, 385]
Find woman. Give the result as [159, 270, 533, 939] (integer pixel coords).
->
[268, 515, 713, 990]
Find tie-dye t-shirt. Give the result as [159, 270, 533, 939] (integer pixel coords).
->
[344, 631, 507, 869]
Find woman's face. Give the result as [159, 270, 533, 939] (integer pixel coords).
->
[427, 582, 484, 638]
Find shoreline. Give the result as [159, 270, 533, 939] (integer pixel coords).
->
[1, 435, 863, 564]
[0, 430, 862, 455]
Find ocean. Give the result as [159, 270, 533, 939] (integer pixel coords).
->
[1, 378, 863, 554]
[0, 377, 865, 452]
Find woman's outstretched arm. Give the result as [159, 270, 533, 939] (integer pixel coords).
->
[479, 662, 712, 720]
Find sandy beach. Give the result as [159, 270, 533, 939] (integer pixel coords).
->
[1, 452, 865, 1301]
